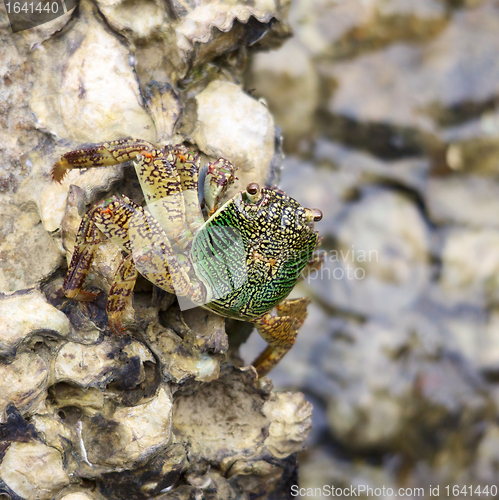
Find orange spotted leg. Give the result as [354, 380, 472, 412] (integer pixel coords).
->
[65, 194, 206, 334]
[106, 254, 138, 335]
[52, 138, 157, 183]
[252, 297, 311, 377]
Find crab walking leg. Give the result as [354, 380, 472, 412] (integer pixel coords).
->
[133, 153, 192, 249]
[127, 204, 206, 304]
[64, 195, 176, 300]
[204, 158, 237, 214]
[63, 204, 107, 301]
[63, 196, 140, 301]
[106, 253, 138, 335]
[167, 146, 205, 236]
[52, 138, 157, 182]
[252, 297, 311, 377]
[91, 194, 195, 297]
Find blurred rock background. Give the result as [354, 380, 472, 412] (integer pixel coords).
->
[244, 0, 499, 496]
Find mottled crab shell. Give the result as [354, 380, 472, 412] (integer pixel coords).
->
[192, 187, 319, 320]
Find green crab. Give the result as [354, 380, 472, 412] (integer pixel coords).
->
[52, 139, 322, 376]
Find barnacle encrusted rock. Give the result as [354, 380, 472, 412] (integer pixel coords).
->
[193, 80, 276, 199]
[0, 353, 49, 423]
[52, 337, 155, 388]
[0, 289, 70, 356]
[173, 366, 312, 465]
[0, 203, 62, 293]
[0, 0, 309, 496]
[0, 441, 70, 500]
[78, 386, 173, 472]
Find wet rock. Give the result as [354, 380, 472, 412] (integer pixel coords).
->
[327, 3, 499, 130]
[478, 310, 499, 374]
[427, 176, 499, 228]
[299, 448, 397, 499]
[144, 322, 222, 384]
[30, 402, 75, 458]
[290, 0, 447, 59]
[97, 443, 187, 498]
[439, 228, 499, 307]
[144, 83, 183, 144]
[249, 38, 319, 150]
[173, 366, 312, 465]
[322, 317, 493, 456]
[57, 492, 106, 500]
[49, 384, 106, 414]
[0, 289, 70, 356]
[0, 441, 70, 500]
[474, 424, 499, 482]
[30, 0, 155, 145]
[262, 391, 313, 459]
[172, 0, 291, 68]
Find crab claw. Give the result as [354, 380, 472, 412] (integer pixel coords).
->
[51, 157, 72, 183]
[204, 158, 237, 213]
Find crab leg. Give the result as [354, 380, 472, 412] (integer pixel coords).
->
[252, 297, 310, 377]
[64, 203, 107, 301]
[65, 195, 206, 334]
[204, 158, 237, 214]
[53, 138, 193, 248]
[52, 138, 157, 182]
[106, 253, 138, 335]
[166, 146, 205, 236]
[132, 152, 190, 247]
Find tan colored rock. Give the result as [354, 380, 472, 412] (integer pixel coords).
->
[0, 289, 70, 355]
[79, 386, 173, 471]
[144, 323, 222, 384]
[0, 203, 62, 292]
[250, 38, 319, 149]
[0, 353, 48, 422]
[262, 392, 313, 459]
[427, 176, 499, 229]
[173, 367, 312, 465]
[322, 188, 430, 316]
[440, 228, 499, 306]
[0, 441, 70, 500]
[193, 80, 275, 199]
[30, 0, 155, 145]
[53, 337, 154, 388]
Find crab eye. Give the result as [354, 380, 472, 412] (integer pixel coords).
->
[245, 183, 262, 204]
[304, 208, 323, 225]
[312, 209, 322, 222]
[246, 183, 259, 195]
